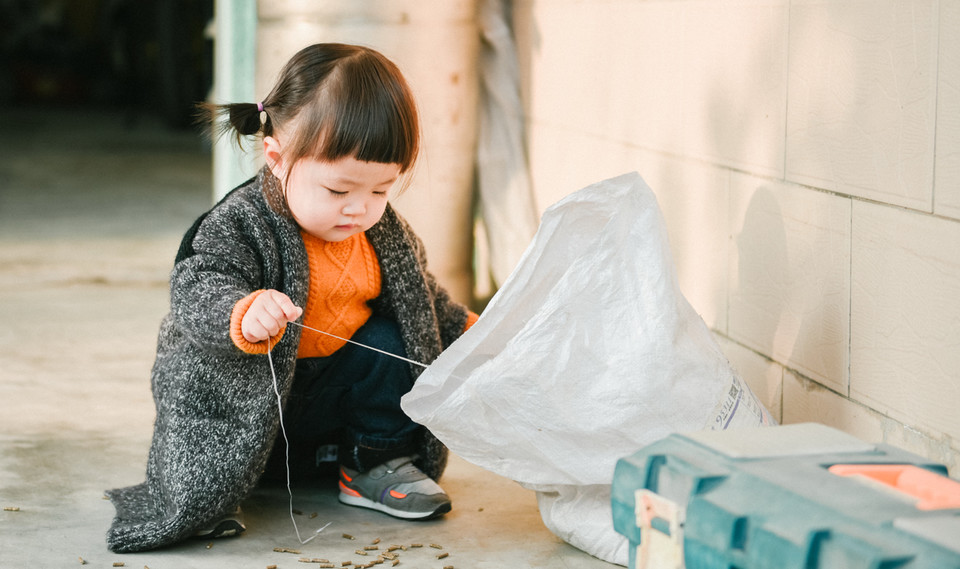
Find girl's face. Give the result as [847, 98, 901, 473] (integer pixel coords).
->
[282, 155, 401, 242]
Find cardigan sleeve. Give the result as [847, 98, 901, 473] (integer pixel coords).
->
[402, 215, 473, 348]
[168, 193, 283, 356]
[464, 310, 480, 331]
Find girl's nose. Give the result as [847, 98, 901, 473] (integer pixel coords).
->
[341, 199, 366, 216]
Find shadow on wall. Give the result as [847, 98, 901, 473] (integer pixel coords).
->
[704, 6, 820, 401]
[731, 187, 789, 365]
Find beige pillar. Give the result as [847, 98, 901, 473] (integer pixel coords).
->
[256, 0, 480, 304]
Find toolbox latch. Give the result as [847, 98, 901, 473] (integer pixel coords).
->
[635, 489, 685, 569]
[828, 464, 960, 510]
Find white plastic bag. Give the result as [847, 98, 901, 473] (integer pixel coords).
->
[402, 172, 773, 565]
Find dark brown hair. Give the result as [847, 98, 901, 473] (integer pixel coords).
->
[198, 43, 420, 211]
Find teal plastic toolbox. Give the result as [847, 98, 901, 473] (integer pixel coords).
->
[612, 423, 960, 569]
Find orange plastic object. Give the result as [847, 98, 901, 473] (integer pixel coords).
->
[828, 464, 960, 511]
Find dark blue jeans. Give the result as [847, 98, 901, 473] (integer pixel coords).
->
[284, 316, 420, 473]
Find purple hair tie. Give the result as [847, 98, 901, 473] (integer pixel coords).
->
[257, 102, 264, 112]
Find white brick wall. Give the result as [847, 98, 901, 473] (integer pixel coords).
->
[513, 0, 960, 472]
[851, 201, 960, 437]
[786, 0, 939, 210]
[937, 0, 960, 219]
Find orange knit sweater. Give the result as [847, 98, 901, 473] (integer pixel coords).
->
[230, 231, 478, 358]
[230, 232, 379, 358]
[299, 231, 382, 357]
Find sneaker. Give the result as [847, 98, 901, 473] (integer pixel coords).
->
[194, 505, 246, 538]
[338, 456, 452, 520]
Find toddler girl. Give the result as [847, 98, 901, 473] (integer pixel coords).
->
[106, 43, 477, 553]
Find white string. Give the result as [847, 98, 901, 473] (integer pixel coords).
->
[288, 321, 430, 369]
[266, 336, 328, 545]
[264, 321, 433, 544]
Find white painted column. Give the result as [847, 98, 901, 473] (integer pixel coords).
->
[256, 0, 480, 303]
[211, 0, 258, 201]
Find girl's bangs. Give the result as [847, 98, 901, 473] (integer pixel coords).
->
[324, 88, 416, 169]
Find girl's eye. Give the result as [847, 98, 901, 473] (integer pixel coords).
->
[327, 188, 348, 197]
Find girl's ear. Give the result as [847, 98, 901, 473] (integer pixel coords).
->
[263, 135, 286, 179]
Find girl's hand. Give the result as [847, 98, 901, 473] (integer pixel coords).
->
[241, 290, 303, 344]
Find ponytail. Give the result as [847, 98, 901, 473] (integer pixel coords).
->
[195, 101, 270, 147]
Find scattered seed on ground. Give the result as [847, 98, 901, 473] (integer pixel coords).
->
[342, 533, 355, 540]
[78, 556, 86, 565]
[437, 552, 449, 559]
[3, 507, 20, 512]
[267, 565, 277, 569]
[112, 564, 125, 568]
[274, 547, 302, 554]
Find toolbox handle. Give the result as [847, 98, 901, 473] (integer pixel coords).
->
[828, 464, 960, 510]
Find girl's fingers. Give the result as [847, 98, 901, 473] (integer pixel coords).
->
[247, 315, 281, 342]
[283, 303, 304, 321]
[243, 320, 268, 343]
[257, 314, 281, 338]
[242, 290, 302, 343]
[263, 290, 302, 323]
[262, 300, 286, 323]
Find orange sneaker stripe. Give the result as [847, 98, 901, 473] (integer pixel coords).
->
[339, 481, 362, 497]
[340, 468, 353, 483]
[389, 489, 407, 499]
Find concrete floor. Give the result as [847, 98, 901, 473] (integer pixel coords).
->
[0, 109, 621, 569]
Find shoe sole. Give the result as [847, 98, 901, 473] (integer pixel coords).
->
[338, 492, 451, 520]
[194, 519, 246, 539]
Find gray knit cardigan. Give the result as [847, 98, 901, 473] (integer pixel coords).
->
[105, 170, 469, 553]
